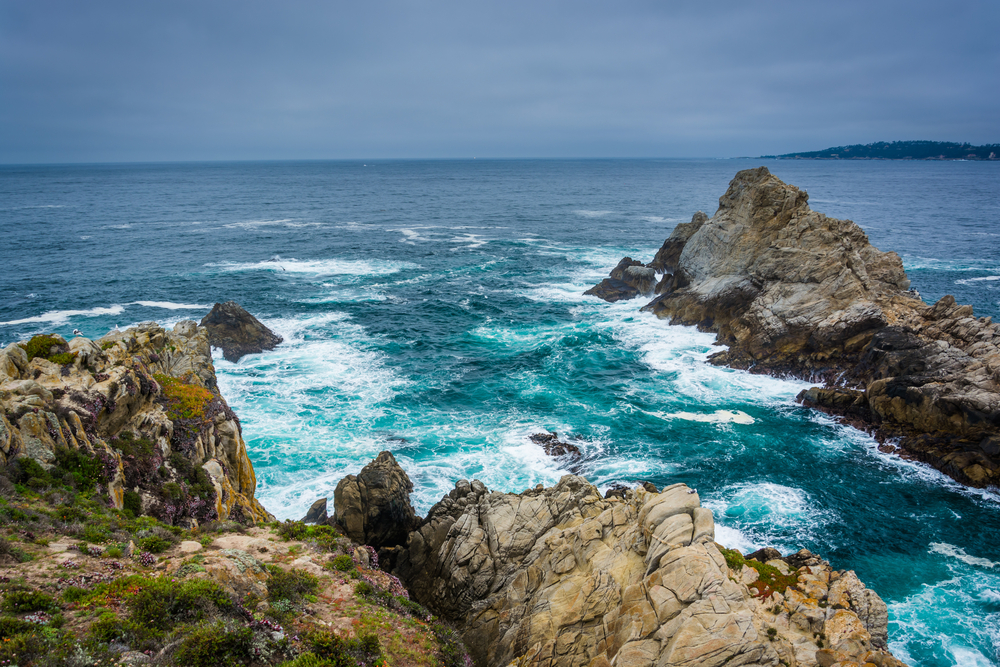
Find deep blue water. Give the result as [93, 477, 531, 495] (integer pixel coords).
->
[2, 159, 999, 666]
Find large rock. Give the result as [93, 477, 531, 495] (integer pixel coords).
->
[395, 476, 906, 667]
[617, 166, 1000, 489]
[585, 258, 657, 303]
[333, 451, 418, 549]
[200, 301, 283, 363]
[0, 323, 273, 525]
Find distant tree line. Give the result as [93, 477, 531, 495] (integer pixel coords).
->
[764, 141, 1000, 160]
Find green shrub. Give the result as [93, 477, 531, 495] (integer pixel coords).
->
[2, 589, 55, 613]
[0, 626, 47, 664]
[331, 554, 354, 572]
[19, 334, 76, 365]
[137, 535, 172, 554]
[52, 447, 106, 492]
[302, 629, 383, 666]
[123, 490, 142, 517]
[173, 621, 256, 667]
[0, 615, 35, 638]
[126, 577, 233, 630]
[153, 374, 215, 421]
[88, 610, 161, 650]
[718, 546, 798, 599]
[267, 565, 319, 605]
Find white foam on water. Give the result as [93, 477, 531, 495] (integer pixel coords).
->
[449, 233, 488, 250]
[930, 543, 1000, 569]
[207, 257, 418, 277]
[222, 218, 295, 229]
[653, 409, 755, 425]
[903, 256, 999, 272]
[132, 301, 212, 310]
[889, 570, 1000, 667]
[639, 216, 683, 224]
[713, 524, 759, 554]
[0, 305, 126, 326]
[393, 228, 436, 244]
[574, 210, 615, 218]
[956, 275, 1000, 285]
[702, 482, 836, 550]
[80, 235, 91, 240]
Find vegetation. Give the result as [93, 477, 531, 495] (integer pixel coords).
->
[769, 140, 1000, 160]
[153, 373, 215, 421]
[719, 546, 799, 599]
[18, 334, 77, 365]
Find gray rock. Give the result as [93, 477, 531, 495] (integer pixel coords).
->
[301, 497, 328, 524]
[333, 451, 418, 549]
[200, 301, 283, 362]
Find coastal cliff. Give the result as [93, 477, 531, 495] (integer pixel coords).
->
[382, 459, 906, 667]
[588, 166, 1000, 488]
[0, 320, 271, 524]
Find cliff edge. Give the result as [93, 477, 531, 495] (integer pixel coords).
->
[0, 320, 272, 525]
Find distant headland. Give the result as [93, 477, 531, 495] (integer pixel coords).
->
[763, 140, 999, 160]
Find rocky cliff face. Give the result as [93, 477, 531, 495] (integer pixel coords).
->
[0, 320, 272, 525]
[394, 474, 906, 667]
[586, 166, 1000, 488]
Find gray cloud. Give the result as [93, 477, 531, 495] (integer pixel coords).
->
[1, 0, 997, 162]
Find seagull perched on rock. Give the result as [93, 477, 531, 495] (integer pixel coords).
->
[72, 329, 82, 336]
[687, 488, 697, 495]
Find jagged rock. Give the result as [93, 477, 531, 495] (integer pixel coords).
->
[745, 547, 782, 563]
[622, 166, 1000, 489]
[528, 432, 582, 459]
[0, 323, 272, 524]
[301, 497, 329, 524]
[200, 301, 283, 363]
[647, 211, 708, 274]
[395, 476, 905, 667]
[333, 451, 418, 549]
[585, 258, 657, 302]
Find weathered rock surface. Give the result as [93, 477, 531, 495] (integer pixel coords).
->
[585, 258, 658, 303]
[582, 166, 1000, 488]
[529, 432, 582, 459]
[0, 321, 272, 525]
[395, 475, 906, 667]
[301, 497, 329, 524]
[200, 301, 283, 363]
[333, 451, 418, 550]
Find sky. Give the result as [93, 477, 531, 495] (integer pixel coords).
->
[1, 0, 998, 163]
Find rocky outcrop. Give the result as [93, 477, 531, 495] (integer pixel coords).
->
[647, 211, 708, 276]
[200, 301, 283, 363]
[333, 451, 418, 550]
[301, 497, 329, 524]
[0, 321, 272, 525]
[584, 258, 658, 303]
[585, 166, 1000, 488]
[395, 475, 905, 667]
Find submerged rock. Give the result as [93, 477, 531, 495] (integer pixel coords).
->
[200, 301, 283, 363]
[393, 474, 906, 667]
[333, 450, 418, 550]
[529, 431, 582, 459]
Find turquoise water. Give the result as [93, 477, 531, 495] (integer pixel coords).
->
[1, 159, 999, 665]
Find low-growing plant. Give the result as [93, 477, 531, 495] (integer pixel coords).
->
[172, 620, 255, 667]
[718, 546, 799, 599]
[2, 588, 56, 613]
[267, 565, 320, 605]
[19, 334, 76, 365]
[331, 554, 354, 572]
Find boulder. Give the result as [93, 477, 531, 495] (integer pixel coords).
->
[528, 432, 581, 459]
[585, 258, 657, 302]
[301, 497, 329, 524]
[333, 451, 418, 549]
[200, 301, 283, 363]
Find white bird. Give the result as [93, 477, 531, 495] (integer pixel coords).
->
[114, 324, 120, 331]
[72, 329, 82, 336]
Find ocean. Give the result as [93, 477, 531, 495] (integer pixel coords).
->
[1, 158, 999, 666]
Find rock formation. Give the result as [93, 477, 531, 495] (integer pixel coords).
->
[0, 321, 272, 525]
[200, 300, 283, 362]
[333, 451, 419, 550]
[588, 166, 1000, 488]
[394, 474, 906, 667]
[584, 258, 657, 303]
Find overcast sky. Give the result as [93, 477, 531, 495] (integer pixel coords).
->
[1, 0, 997, 163]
